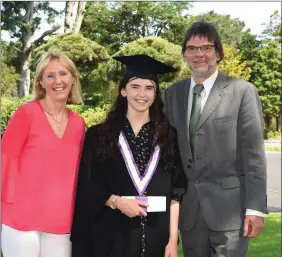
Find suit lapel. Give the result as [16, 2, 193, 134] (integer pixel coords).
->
[183, 78, 191, 140]
[196, 72, 229, 131]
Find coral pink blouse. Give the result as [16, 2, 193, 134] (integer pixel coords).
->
[1, 100, 85, 233]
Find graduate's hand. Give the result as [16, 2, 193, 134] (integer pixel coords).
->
[116, 197, 148, 218]
[164, 240, 178, 257]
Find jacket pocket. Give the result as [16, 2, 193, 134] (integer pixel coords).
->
[220, 176, 241, 189]
[212, 115, 233, 124]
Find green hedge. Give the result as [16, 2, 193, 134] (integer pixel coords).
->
[1, 97, 110, 135]
[68, 103, 110, 128]
[1, 97, 30, 133]
[266, 130, 281, 139]
[3, 97, 281, 140]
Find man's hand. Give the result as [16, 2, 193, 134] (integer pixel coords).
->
[243, 215, 264, 238]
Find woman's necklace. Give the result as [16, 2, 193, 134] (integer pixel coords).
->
[43, 101, 67, 136]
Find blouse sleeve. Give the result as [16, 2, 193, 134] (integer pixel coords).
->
[71, 126, 113, 242]
[2, 105, 30, 203]
[171, 136, 187, 202]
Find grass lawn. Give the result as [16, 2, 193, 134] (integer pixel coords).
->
[265, 146, 281, 152]
[178, 213, 281, 257]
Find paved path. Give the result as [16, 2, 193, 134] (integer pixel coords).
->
[266, 152, 281, 212]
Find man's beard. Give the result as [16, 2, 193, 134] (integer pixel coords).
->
[185, 60, 216, 78]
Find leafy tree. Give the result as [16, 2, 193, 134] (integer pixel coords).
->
[1, 40, 21, 67]
[218, 44, 251, 81]
[248, 40, 281, 131]
[186, 11, 247, 46]
[261, 10, 281, 43]
[81, 2, 192, 54]
[237, 12, 282, 131]
[1, 40, 21, 96]
[260, 10, 282, 131]
[1, 1, 61, 97]
[236, 31, 261, 61]
[1, 62, 20, 96]
[32, 33, 110, 105]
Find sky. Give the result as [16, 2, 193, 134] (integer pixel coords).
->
[190, 1, 281, 35]
[1, 1, 281, 42]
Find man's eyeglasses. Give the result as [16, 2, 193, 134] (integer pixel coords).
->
[185, 45, 215, 54]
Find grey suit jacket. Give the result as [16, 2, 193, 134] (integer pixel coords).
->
[163, 72, 267, 232]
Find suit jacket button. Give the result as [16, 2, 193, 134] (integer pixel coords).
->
[187, 164, 191, 168]
[196, 180, 200, 184]
[188, 159, 192, 163]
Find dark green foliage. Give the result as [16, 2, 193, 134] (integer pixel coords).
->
[1, 62, 20, 96]
[1, 96, 31, 135]
[109, 36, 190, 94]
[1, 40, 21, 96]
[81, 2, 192, 54]
[1, 97, 110, 135]
[1, 2, 61, 39]
[237, 11, 282, 130]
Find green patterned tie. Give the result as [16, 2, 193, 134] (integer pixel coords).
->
[189, 84, 204, 154]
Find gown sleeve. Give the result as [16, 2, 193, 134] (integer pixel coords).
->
[171, 134, 187, 202]
[70, 125, 113, 255]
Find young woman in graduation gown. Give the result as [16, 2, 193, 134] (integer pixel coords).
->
[71, 54, 187, 257]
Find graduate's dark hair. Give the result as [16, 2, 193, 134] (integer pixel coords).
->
[94, 74, 176, 167]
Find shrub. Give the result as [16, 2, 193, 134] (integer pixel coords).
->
[68, 103, 110, 128]
[266, 130, 281, 139]
[1, 97, 111, 135]
[1, 97, 31, 135]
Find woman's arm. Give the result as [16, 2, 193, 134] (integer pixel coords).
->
[2, 105, 30, 203]
[165, 200, 180, 257]
[169, 200, 180, 244]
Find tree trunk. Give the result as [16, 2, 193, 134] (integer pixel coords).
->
[18, 2, 33, 97]
[277, 112, 281, 132]
[73, 1, 86, 33]
[264, 116, 271, 132]
[64, 1, 75, 33]
[19, 53, 31, 97]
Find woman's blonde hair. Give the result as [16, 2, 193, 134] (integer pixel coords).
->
[33, 48, 83, 104]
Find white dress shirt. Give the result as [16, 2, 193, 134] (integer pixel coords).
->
[188, 69, 265, 217]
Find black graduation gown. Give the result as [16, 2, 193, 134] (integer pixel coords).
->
[71, 124, 187, 257]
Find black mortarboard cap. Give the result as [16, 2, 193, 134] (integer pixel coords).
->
[113, 54, 177, 81]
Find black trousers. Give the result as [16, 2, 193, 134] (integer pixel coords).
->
[180, 209, 249, 257]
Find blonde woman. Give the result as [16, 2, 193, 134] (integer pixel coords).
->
[1, 49, 85, 257]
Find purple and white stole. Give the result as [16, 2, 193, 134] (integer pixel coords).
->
[118, 131, 160, 196]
